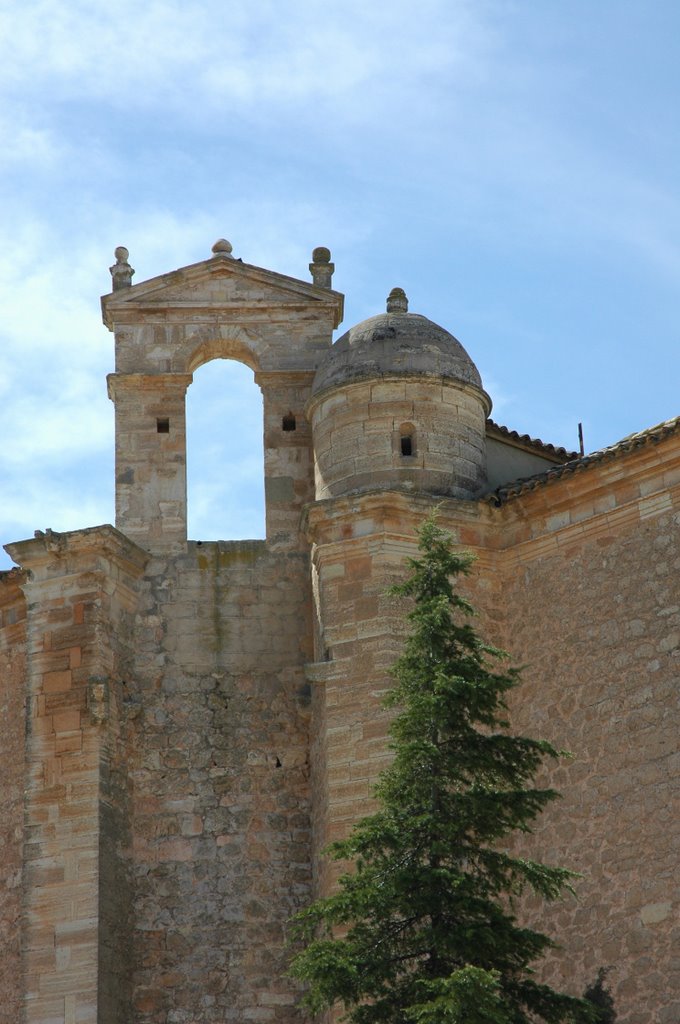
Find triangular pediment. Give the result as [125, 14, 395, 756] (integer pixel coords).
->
[102, 253, 344, 328]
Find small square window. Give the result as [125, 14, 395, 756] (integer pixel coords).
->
[157, 418, 170, 434]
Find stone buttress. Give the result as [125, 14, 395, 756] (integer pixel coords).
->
[4, 527, 147, 1024]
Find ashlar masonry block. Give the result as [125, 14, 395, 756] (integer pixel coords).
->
[5, 527, 147, 1024]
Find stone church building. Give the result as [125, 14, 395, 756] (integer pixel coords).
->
[0, 240, 678, 1023]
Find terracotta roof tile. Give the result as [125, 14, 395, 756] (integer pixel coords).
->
[486, 419, 578, 461]
[486, 414, 680, 506]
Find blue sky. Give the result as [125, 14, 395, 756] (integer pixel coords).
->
[2, 1, 680, 567]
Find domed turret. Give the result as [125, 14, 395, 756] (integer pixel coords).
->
[312, 287, 484, 396]
[308, 289, 491, 499]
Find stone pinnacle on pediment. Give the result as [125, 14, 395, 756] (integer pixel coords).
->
[211, 238, 234, 258]
[109, 246, 135, 290]
[309, 246, 334, 289]
[102, 238, 345, 330]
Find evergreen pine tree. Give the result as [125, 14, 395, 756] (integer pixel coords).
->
[290, 516, 596, 1024]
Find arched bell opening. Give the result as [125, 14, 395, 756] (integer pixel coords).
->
[186, 359, 265, 541]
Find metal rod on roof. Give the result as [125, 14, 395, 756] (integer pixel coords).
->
[578, 422, 585, 457]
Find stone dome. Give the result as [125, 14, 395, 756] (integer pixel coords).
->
[312, 288, 486, 402]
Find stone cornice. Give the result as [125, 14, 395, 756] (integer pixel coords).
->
[5, 525, 149, 585]
[106, 372, 194, 400]
[305, 373, 492, 419]
[0, 566, 28, 592]
[305, 488, 479, 542]
[254, 370, 316, 388]
[303, 489, 502, 573]
[102, 255, 344, 330]
[303, 438, 680, 573]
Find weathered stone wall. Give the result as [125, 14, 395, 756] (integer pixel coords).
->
[307, 446, 680, 1024]
[497, 504, 680, 1021]
[308, 378, 488, 499]
[0, 571, 26, 1024]
[107, 373, 193, 553]
[9, 528, 147, 1024]
[126, 541, 313, 1024]
[258, 372, 316, 551]
[476, 439, 680, 1023]
[4, 527, 147, 1024]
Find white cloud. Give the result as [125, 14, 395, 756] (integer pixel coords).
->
[1, 0, 680, 568]
[0, 0, 494, 120]
[2, 473, 112, 528]
[0, 389, 111, 468]
[3, 0, 678, 293]
[0, 117, 60, 168]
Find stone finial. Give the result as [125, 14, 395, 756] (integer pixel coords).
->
[309, 246, 334, 289]
[212, 238, 234, 258]
[386, 287, 408, 313]
[109, 246, 134, 291]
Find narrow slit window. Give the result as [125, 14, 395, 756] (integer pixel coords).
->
[157, 418, 170, 434]
[398, 422, 417, 458]
[282, 413, 296, 432]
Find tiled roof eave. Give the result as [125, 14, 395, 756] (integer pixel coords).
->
[486, 414, 680, 506]
[486, 419, 578, 461]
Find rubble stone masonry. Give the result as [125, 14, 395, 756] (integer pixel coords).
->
[125, 542, 313, 1024]
[493, 442, 680, 1023]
